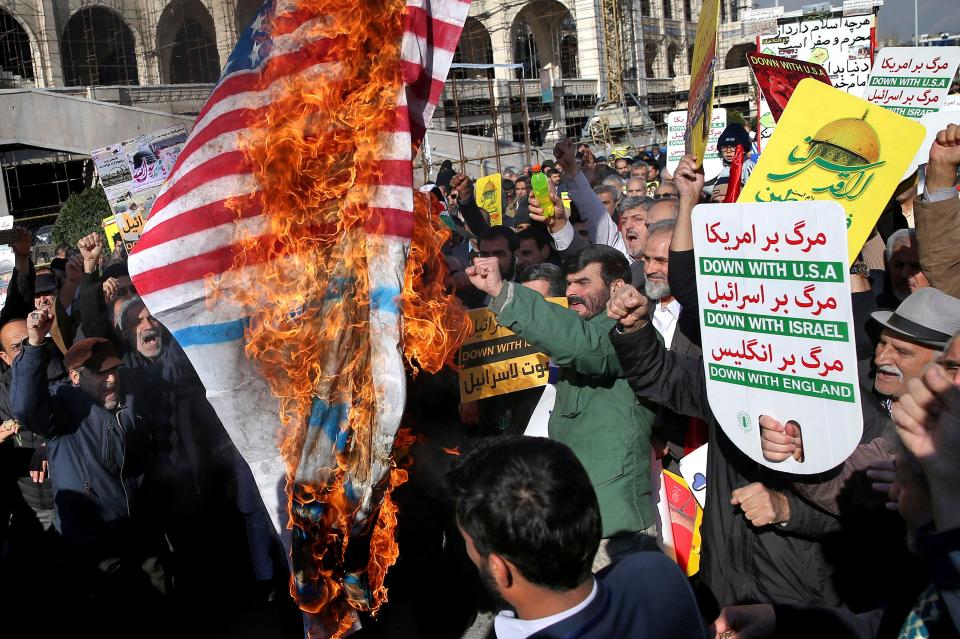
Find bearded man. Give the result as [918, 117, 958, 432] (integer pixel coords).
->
[466, 245, 657, 570]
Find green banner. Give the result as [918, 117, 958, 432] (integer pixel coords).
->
[698, 257, 844, 282]
[703, 309, 848, 341]
[708, 363, 856, 403]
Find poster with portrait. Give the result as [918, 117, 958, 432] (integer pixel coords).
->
[474, 173, 503, 227]
[91, 125, 188, 245]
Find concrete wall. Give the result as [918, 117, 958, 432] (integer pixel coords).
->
[0, 88, 194, 154]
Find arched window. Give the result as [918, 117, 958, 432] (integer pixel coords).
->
[667, 43, 678, 78]
[683, 0, 692, 21]
[0, 10, 33, 80]
[663, 0, 673, 19]
[235, 0, 262, 34]
[61, 8, 139, 86]
[513, 22, 539, 80]
[158, 0, 220, 84]
[724, 43, 754, 69]
[641, 0, 651, 16]
[452, 17, 494, 79]
[644, 42, 658, 78]
[558, 15, 578, 78]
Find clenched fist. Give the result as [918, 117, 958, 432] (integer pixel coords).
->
[606, 284, 650, 332]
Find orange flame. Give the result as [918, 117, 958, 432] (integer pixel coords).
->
[214, 0, 467, 635]
[441, 446, 461, 456]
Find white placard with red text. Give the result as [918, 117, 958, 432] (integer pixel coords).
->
[867, 47, 960, 119]
[693, 201, 862, 474]
[666, 108, 726, 180]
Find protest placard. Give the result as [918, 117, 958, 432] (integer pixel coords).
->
[685, 0, 720, 168]
[92, 125, 188, 245]
[755, 10, 875, 149]
[747, 52, 831, 122]
[740, 79, 924, 264]
[693, 201, 862, 474]
[867, 47, 960, 119]
[474, 173, 503, 226]
[662, 470, 702, 576]
[102, 215, 121, 252]
[458, 298, 565, 401]
[666, 108, 726, 180]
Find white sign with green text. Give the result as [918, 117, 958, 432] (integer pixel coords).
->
[693, 201, 862, 474]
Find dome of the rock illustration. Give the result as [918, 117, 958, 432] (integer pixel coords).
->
[808, 110, 881, 165]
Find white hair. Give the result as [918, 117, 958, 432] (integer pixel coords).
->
[885, 228, 916, 261]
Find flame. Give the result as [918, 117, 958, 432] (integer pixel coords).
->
[441, 446, 461, 456]
[213, 0, 467, 636]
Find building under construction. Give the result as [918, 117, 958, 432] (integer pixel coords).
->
[0, 0, 756, 222]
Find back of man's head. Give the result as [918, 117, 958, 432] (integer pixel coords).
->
[518, 263, 566, 297]
[479, 226, 519, 253]
[447, 436, 601, 591]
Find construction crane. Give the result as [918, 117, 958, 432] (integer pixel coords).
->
[599, 0, 624, 105]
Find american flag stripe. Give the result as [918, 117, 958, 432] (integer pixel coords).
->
[194, 39, 343, 125]
[129, 0, 470, 544]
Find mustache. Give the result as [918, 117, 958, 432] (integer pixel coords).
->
[877, 364, 903, 379]
[568, 295, 586, 306]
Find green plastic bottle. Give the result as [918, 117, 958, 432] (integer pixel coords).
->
[529, 165, 555, 219]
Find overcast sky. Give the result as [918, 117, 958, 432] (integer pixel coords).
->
[752, 0, 960, 42]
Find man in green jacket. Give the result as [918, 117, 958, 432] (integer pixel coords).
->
[467, 245, 657, 568]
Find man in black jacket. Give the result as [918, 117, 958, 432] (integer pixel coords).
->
[605, 284, 896, 618]
[448, 435, 706, 639]
[11, 313, 170, 634]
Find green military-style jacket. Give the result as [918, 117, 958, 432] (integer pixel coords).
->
[491, 282, 655, 537]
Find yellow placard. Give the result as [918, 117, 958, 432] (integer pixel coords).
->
[475, 173, 503, 226]
[739, 79, 925, 264]
[116, 210, 145, 242]
[685, 0, 720, 167]
[101, 216, 120, 251]
[460, 353, 552, 401]
[459, 297, 567, 401]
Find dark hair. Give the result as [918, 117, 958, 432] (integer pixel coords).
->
[518, 263, 566, 297]
[517, 224, 553, 251]
[514, 175, 530, 187]
[564, 244, 629, 287]
[447, 436, 601, 591]
[479, 226, 519, 252]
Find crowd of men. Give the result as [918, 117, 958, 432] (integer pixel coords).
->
[433, 122, 960, 638]
[1, 122, 960, 639]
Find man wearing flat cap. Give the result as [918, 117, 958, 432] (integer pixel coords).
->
[10, 309, 166, 617]
[868, 287, 960, 414]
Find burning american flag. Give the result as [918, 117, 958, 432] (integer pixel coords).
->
[128, 0, 470, 635]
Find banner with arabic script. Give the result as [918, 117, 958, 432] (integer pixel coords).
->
[458, 299, 565, 401]
[867, 47, 960, 119]
[740, 79, 923, 264]
[747, 52, 831, 122]
[693, 201, 862, 474]
[91, 125, 188, 246]
[755, 9, 875, 149]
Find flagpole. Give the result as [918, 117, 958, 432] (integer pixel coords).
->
[451, 76, 466, 173]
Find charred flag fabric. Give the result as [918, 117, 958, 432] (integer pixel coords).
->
[128, 0, 469, 635]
